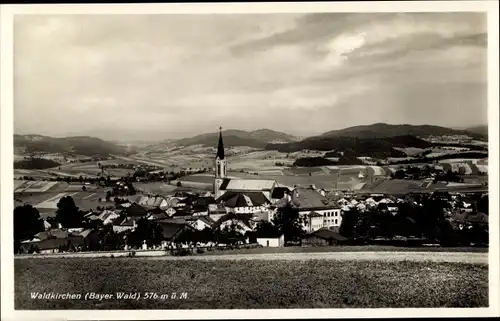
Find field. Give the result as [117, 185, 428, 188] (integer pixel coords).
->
[15, 258, 488, 309]
[14, 184, 111, 215]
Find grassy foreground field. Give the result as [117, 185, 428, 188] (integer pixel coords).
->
[15, 258, 487, 309]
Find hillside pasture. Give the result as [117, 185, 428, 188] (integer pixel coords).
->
[15, 258, 488, 309]
[134, 182, 177, 195]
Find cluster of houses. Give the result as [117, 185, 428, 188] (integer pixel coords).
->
[17, 130, 488, 254]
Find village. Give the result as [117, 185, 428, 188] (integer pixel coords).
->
[14, 131, 489, 256]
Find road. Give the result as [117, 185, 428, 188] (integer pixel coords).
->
[15, 251, 488, 264]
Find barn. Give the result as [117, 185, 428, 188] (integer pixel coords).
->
[301, 228, 347, 247]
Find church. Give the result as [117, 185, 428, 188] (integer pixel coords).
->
[212, 128, 281, 214]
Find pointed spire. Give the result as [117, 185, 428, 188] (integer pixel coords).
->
[216, 126, 225, 159]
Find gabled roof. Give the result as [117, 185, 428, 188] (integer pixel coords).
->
[22, 236, 85, 250]
[220, 179, 276, 191]
[35, 229, 70, 240]
[197, 216, 216, 226]
[157, 220, 194, 240]
[304, 228, 347, 241]
[290, 188, 340, 210]
[99, 210, 119, 221]
[123, 203, 147, 217]
[271, 187, 291, 199]
[218, 191, 270, 207]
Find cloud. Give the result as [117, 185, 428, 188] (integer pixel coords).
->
[13, 12, 487, 141]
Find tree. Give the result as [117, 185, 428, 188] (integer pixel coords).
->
[339, 208, 361, 239]
[130, 218, 163, 248]
[176, 181, 182, 187]
[14, 205, 44, 253]
[56, 196, 84, 228]
[272, 205, 305, 244]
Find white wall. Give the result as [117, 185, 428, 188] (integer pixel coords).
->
[227, 206, 268, 214]
[257, 236, 284, 247]
[299, 208, 343, 231]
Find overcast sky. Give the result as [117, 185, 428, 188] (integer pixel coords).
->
[14, 13, 487, 141]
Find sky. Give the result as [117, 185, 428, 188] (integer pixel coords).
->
[14, 12, 488, 141]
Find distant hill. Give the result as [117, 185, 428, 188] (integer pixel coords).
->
[463, 125, 488, 137]
[174, 129, 298, 148]
[14, 134, 128, 156]
[320, 123, 487, 140]
[266, 135, 432, 158]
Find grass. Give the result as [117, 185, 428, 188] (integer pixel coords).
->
[15, 258, 487, 309]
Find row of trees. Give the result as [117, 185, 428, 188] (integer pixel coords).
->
[339, 198, 488, 246]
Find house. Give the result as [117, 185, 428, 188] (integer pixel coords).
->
[256, 234, 285, 248]
[301, 228, 347, 247]
[190, 216, 216, 231]
[217, 191, 271, 214]
[208, 203, 227, 221]
[20, 235, 85, 254]
[283, 187, 342, 232]
[98, 210, 121, 225]
[113, 217, 136, 233]
[137, 195, 169, 210]
[122, 202, 147, 218]
[157, 220, 195, 242]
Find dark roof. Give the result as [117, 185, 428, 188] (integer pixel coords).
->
[271, 187, 291, 199]
[123, 203, 147, 217]
[195, 196, 216, 206]
[290, 188, 340, 211]
[35, 229, 70, 240]
[197, 216, 216, 226]
[22, 236, 85, 250]
[217, 191, 269, 207]
[304, 228, 347, 241]
[219, 178, 231, 190]
[216, 129, 225, 159]
[157, 221, 194, 240]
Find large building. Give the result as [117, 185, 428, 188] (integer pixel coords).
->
[213, 128, 278, 207]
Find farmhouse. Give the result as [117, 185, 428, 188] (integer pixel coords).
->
[157, 220, 195, 242]
[301, 228, 347, 247]
[189, 216, 216, 231]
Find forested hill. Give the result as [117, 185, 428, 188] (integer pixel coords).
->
[14, 135, 128, 156]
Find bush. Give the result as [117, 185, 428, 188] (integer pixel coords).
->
[170, 248, 192, 256]
[196, 248, 205, 254]
[127, 251, 136, 258]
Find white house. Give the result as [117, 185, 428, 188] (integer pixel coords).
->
[256, 235, 285, 247]
[190, 216, 216, 231]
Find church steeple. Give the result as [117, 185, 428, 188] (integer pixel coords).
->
[214, 126, 227, 198]
[216, 126, 225, 160]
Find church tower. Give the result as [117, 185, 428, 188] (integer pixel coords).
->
[214, 127, 227, 199]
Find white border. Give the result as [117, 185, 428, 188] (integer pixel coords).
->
[1, 2, 499, 320]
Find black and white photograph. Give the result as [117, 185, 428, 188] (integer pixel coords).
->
[1, 1, 499, 320]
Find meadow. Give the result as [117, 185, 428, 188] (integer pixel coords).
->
[15, 258, 488, 309]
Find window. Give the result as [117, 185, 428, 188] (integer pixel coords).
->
[335, 219, 338, 225]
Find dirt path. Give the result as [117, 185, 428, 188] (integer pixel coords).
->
[145, 251, 488, 264]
